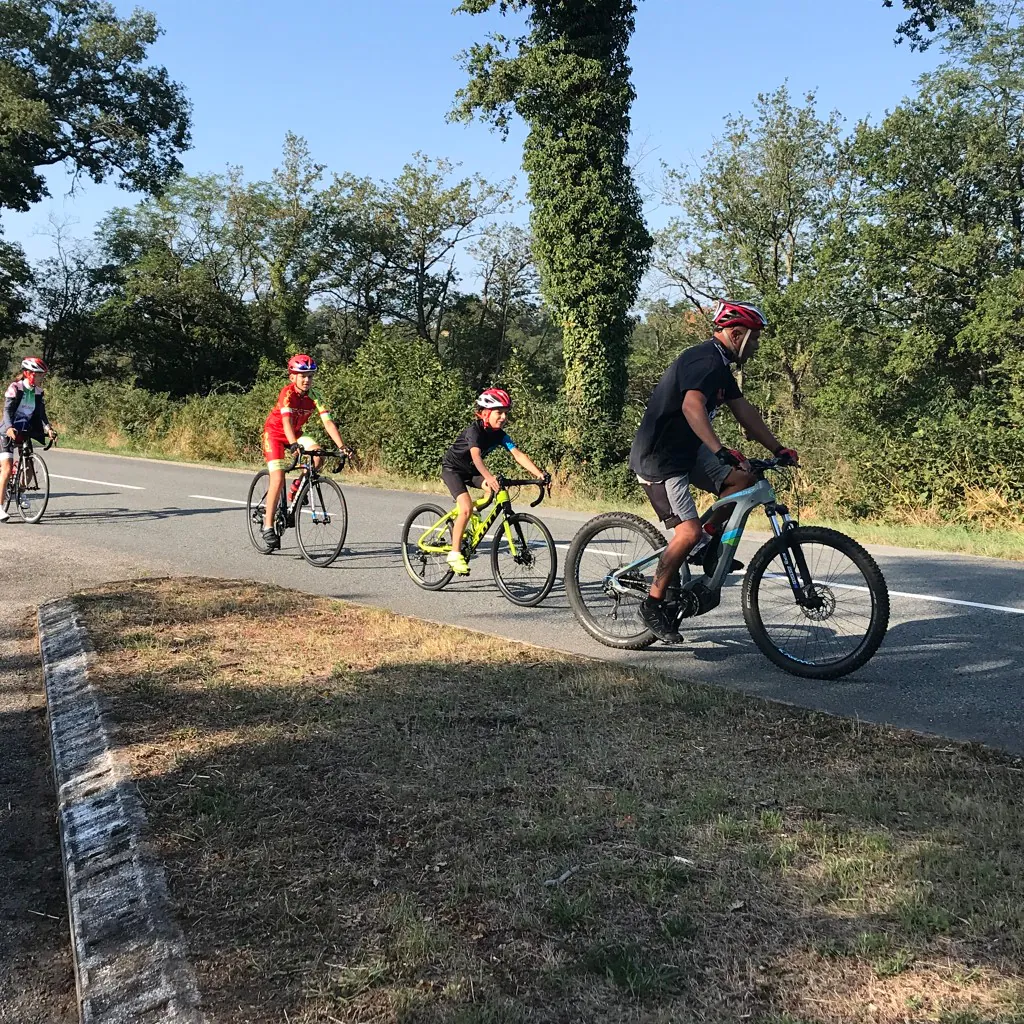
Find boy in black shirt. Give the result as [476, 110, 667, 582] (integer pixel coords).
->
[441, 388, 547, 574]
[628, 301, 798, 642]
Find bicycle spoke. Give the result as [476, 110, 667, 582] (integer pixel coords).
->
[573, 522, 660, 641]
[296, 478, 348, 566]
[402, 505, 454, 590]
[491, 514, 556, 606]
[755, 543, 877, 667]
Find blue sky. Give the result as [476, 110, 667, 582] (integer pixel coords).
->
[4, 0, 943, 265]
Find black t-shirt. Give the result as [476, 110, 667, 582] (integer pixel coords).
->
[442, 421, 517, 477]
[628, 339, 741, 480]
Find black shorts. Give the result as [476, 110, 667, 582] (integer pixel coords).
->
[441, 468, 484, 501]
[0, 431, 34, 459]
[636, 446, 731, 529]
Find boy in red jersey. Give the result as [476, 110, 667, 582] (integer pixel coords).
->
[259, 354, 348, 551]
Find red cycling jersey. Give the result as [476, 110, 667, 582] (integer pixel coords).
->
[261, 385, 333, 469]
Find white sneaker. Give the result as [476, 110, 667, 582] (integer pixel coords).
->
[0, 508, 9, 523]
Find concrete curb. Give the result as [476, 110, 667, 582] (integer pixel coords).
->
[38, 599, 205, 1024]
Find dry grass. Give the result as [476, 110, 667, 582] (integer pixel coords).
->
[74, 578, 1024, 1024]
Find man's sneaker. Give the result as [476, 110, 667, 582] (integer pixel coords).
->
[260, 527, 280, 552]
[639, 597, 682, 644]
[446, 550, 470, 575]
[0, 508, 9, 523]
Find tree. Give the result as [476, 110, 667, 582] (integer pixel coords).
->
[452, 0, 651, 464]
[849, 1, 1024, 408]
[0, 0, 191, 213]
[28, 221, 110, 377]
[97, 176, 272, 394]
[225, 134, 348, 348]
[0, 239, 32, 351]
[654, 85, 852, 416]
[883, 0, 978, 48]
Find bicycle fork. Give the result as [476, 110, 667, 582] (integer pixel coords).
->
[766, 508, 824, 611]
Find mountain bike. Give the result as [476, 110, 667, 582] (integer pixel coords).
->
[246, 446, 350, 567]
[565, 457, 889, 679]
[401, 476, 557, 606]
[3, 435, 55, 524]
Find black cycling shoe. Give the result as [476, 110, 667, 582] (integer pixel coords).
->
[639, 597, 683, 644]
[261, 527, 280, 552]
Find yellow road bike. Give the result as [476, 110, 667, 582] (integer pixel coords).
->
[401, 476, 557, 606]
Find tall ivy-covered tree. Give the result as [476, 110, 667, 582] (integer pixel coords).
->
[451, 0, 651, 464]
[0, 0, 191, 214]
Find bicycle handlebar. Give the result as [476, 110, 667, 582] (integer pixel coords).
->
[284, 445, 352, 473]
[496, 475, 550, 508]
[749, 455, 797, 472]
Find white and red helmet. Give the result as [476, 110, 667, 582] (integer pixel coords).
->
[22, 356, 49, 374]
[476, 387, 512, 410]
[711, 300, 768, 332]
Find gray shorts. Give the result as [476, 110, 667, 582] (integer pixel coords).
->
[637, 445, 731, 528]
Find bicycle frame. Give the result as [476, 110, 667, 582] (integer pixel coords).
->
[416, 487, 520, 557]
[279, 449, 347, 527]
[604, 473, 812, 607]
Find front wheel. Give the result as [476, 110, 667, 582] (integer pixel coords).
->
[11, 454, 49, 524]
[491, 512, 557, 606]
[296, 477, 348, 567]
[401, 503, 455, 591]
[565, 512, 666, 649]
[742, 526, 890, 679]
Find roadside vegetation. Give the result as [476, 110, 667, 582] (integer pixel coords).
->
[4, 3, 1024, 548]
[76, 577, 1024, 1024]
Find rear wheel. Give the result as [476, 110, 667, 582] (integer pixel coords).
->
[565, 512, 666, 649]
[11, 454, 49, 524]
[296, 477, 348, 566]
[490, 512, 557, 606]
[742, 526, 890, 679]
[246, 470, 285, 553]
[401, 503, 455, 590]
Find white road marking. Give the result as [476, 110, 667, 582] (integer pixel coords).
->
[51, 474, 145, 490]
[762, 573, 1024, 616]
[190, 494, 246, 505]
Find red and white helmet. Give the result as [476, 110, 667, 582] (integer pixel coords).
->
[287, 353, 317, 373]
[22, 356, 49, 374]
[476, 387, 511, 410]
[711, 300, 767, 332]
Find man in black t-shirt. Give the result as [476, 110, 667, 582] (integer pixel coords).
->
[628, 300, 799, 642]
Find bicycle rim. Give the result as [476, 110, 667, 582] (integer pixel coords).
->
[296, 478, 348, 566]
[16, 455, 49, 524]
[401, 504, 455, 590]
[743, 527, 889, 679]
[566, 513, 664, 649]
[491, 513, 557, 606]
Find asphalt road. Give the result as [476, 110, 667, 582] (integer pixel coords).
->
[4, 448, 1022, 753]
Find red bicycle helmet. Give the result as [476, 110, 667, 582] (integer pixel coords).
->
[476, 387, 512, 410]
[711, 300, 767, 332]
[287, 353, 317, 373]
[21, 356, 49, 373]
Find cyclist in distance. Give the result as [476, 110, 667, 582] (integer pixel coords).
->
[259, 354, 349, 552]
[628, 301, 799, 643]
[441, 388, 548, 575]
[1, 357, 58, 523]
